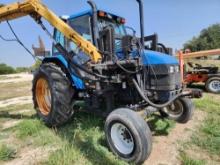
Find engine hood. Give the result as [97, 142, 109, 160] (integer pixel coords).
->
[141, 50, 179, 65]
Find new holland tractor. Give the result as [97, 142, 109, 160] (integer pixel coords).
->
[0, 0, 202, 163]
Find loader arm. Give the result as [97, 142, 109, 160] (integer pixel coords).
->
[0, 0, 102, 63]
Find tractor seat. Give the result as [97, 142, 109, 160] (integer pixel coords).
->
[194, 66, 218, 74]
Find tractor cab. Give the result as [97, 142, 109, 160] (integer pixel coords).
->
[52, 10, 127, 61]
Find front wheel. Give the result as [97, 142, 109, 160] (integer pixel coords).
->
[160, 97, 194, 123]
[105, 108, 152, 164]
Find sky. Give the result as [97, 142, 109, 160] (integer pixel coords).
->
[0, 0, 220, 67]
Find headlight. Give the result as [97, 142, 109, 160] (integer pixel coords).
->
[169, 66, 175, 73]
[175, 66, 180, 72]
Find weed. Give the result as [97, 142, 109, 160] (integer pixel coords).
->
[180, 152, 206, 165]
[190, 94, 220, 159]
[0, 144, 16, 161]
[16, 119, 45, 139]
[148, 115, 176, 136]
[191, 115, 220, 155]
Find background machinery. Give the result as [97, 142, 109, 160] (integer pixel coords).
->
[0, 0, 201, 163]
[178, 49, 220, 93]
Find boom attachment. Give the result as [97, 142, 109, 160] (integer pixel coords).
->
[0, 0, 102, 63]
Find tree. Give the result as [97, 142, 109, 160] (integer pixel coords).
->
[0, 63, 16, 75]
[30, 59, 42, 71]
[184, 24, 220, 52]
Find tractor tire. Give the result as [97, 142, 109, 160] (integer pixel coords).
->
[105, 108, 152, 164]
[32, 63, 75, 127]
[205, 77, 220, 94]
[160, 97, 194, 124]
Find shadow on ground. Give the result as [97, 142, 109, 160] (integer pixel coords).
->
[53, 111, 174, 164]
[0, 111, 36, 120]
[187, 83, 206, 91]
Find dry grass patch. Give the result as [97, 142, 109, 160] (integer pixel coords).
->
[0, 81, 32, 101]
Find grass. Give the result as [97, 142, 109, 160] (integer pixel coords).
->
[0, 76, 7, 80]
[188, 94, 220, 161]
[0, 144, 16, 161]
[191, 115, 220, 155]
[148, 115, 176, 136]
[7, 112, 129, 165]
[43, 113, 128, 165]
[193, 95, 220, 114]
[14, 112, 174, 165]
[0, 81, 31, 101]
[0, 103, 34, 112]
[0, 76, 20, 81]
[16, 119, 46, 139]
[180, 152, 206, 165]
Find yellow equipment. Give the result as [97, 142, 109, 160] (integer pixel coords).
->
[0, 0, 102, 62]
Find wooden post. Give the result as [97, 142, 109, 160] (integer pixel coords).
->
[178, 51, 184, 83]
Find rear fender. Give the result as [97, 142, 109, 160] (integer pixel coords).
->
[42, 55, 85, 90]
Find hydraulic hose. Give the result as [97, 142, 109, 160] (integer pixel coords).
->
[132, 78, 182, 108]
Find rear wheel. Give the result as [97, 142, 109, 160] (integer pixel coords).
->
[33, 63, 75, 127]
[160, 97, 194, 123]
[105, 108, 152, 164]
[205, 77, 220, 93]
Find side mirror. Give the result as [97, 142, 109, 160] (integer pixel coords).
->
[32, 36, 50, 57]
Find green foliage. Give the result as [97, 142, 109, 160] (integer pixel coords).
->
[43, 113, 128, 165]
[148, 116, 175, 136]
[30, 60, 42, 71]
[192, 95, 220, 156]
[16, 119, 46, 139]
[193, 95, 220, 115]
[184, 24, 220, 52]
[0, 60, 41, 75]
[191, 115, 220, 155]
[180, 152, 206, 165]
[15, 67, 30, 73]
[0, 63, 16, 75]
[0, 144, 16, 161]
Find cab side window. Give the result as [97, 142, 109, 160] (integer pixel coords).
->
[53, 30, 66, 54]
[68, 15, 92, 52]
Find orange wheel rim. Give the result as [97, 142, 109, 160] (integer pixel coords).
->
[36, 78, 51, 115]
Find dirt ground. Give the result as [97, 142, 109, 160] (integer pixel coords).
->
[0, 73, 33, 84]
[145, 110, 205, 165]
[0, 73, 208, 165]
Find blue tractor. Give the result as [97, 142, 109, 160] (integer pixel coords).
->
[32, 0, 200, 163]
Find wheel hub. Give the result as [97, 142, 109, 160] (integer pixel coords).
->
[35, 78, 51, 116]
[164, 100, 184, 118]
[111, 123, 134, 155]
[210, 80, 220, 92]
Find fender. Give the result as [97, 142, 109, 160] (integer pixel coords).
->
[42, 55, 85, 90]
[207, 74, 220, 79]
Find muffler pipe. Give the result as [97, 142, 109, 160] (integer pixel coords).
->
[87, 0, 99, 47]
[136, 0, 145, 46]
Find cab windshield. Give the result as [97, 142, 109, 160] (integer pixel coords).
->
[98, 18, 126, 37]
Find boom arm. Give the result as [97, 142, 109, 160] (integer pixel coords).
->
[0, 0, 102, 63]
[176, 49, 220, 59]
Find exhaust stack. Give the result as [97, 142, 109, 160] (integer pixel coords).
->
[87, 0, 99, 47]
[136, 0, 145, 46]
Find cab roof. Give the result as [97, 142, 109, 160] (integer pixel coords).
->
[66, 9, 125, 23]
